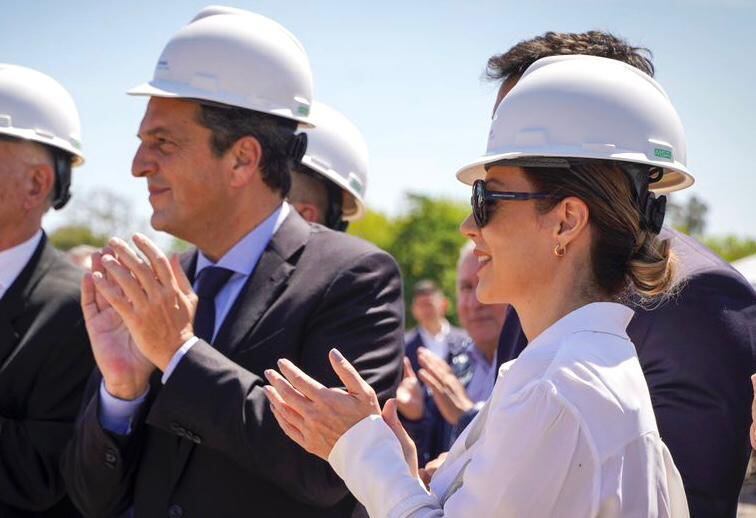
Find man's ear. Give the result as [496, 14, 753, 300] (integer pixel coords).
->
[291, 201, 323, 225]
[228, 135, 263, 188]
[551, 196, 590, 248]
[23, 163, 55, 211]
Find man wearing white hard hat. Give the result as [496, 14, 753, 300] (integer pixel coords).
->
[288, 101, 369, 231]
[0, 64, 93, 516]
[485, 31, 756, 518]
[61, 7, 403, 517]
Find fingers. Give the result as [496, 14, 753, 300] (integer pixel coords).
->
[264, 387, 306, 445]
[263, 385, 306, 430]
[170, 254, 194, 297]
[264, 368, 313, 415]
[382, 398, 400, 427]
[329, 348, 372, 397]
[418, 368, 446, 398]
[418, 347, 452, 375]
[132, 233, 176, 290]
[276, 358, 328, 402]
[403, 357, 417, 379]
[92, 270, 135, 317]
[91, 249, 113, 311]
[381, 398, 418, 477]
[108, 237, 160, 299]
[80, 273, 99, 321]
[100, 254, 147, 307]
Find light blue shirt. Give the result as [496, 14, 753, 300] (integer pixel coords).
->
[99, 203, 290, 434]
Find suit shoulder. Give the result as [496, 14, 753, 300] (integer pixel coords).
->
[307, 226, 397, 266]
[37, 247, 84, 298]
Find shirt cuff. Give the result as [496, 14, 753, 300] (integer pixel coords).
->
[161, 336, 200, 384]
[98, 381, 149, 435]
[329, 415, 432, 516]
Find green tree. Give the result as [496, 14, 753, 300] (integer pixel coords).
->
[703, 235, 756, 262]
[347, 209, 397, 252]
[388, 194, 470, 327]
[49, 225, 108, 251]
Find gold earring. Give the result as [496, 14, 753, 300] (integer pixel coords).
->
[553, 243, 565, 257]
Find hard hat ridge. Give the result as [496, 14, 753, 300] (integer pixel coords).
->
[128, 6, 314, 126]
[457, 54, 694, 195]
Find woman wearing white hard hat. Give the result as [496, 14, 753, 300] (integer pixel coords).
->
[264, 55, 691, 517]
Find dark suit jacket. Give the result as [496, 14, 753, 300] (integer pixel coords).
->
[62, 211, 405, 518]
[0, 235, 93, 517]
[402, 326, 468, 466]
[496, 228, 756, 518]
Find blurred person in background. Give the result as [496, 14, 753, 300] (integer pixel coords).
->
[397, 241, 507, 466]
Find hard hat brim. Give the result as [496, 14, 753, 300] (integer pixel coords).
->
[0, 126, 85, 166]
[300, 155, 366, 221]
[456, 151, 694, 194]
[127, 81, 315, 128]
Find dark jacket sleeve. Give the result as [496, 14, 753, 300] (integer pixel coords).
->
[0, 316, 92, 511]
[61, 371, 152, 518]
[145, 250, 405, 508]
[629, 271, 756, 517]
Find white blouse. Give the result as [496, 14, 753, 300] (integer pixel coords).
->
[329, 302, 689, 517]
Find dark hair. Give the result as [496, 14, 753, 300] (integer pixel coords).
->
[522, 161, 676, 300]
[487, 31, 654, 83]
[413, 279, 442, 297]
[196, 103, 298, 196]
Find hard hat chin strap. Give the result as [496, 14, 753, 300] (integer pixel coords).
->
[288, 133, 308, 163]
[324, 180, 348, 231]
[52, 150, 72, 210]
[624, 165, 666, 235]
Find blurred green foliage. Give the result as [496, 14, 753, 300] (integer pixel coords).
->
[49, 225, 108, 251]
[350, 194, 470, 327]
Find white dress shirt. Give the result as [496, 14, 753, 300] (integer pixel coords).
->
[99, 203, 290, 434]
[418, 320, 451, 360]
[329, 302, 689, 517]
[0, 230, 43, 300]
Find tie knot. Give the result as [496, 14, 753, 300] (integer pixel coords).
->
[195, 266, 234, 299]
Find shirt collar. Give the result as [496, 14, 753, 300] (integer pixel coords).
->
[419, 319, 451, 342]
[520, 301, 634, 361]
[497, 302, 635, 391]
[195, 202, 290, 277]
[0, 230, 43, 299]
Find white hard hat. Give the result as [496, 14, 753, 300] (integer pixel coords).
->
[457, 55, 694, 194]
[300, 102, 369, 220]
[128, 5, 314, 126]
[0, 64, 84, 164]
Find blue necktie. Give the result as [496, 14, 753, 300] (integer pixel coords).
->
[193, 266, 234, 343]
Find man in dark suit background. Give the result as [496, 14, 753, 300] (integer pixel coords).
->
[61, 7, 404, 518]
[0, 64, 92, 516]
[400, 280, 468, 463]
[486, 31, 756, 517]
[404, 280, 468, 376]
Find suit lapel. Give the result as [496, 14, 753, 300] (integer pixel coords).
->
[212, 211, 310, 355]
[0, 235, 53, 371]
[169, 210, 310, 489]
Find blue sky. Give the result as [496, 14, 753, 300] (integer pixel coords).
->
[3, 0, 754, 239]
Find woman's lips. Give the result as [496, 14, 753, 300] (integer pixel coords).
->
[474, 249, 492, 266]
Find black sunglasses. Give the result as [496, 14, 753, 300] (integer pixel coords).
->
[471, 179, 555, 228]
